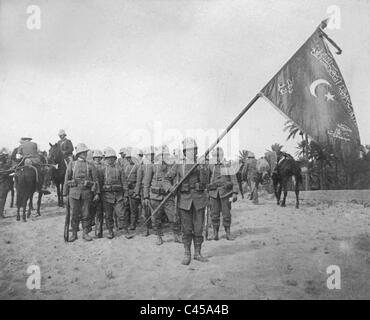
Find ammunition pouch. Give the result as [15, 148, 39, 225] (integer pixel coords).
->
[102, 184, 123, 192]
[208, 183, 218, 191]
[180, 182, 206, 193]
[67, 179, 94, 189]
[225, 182, 233, 191]
[151, 186, 168, 195]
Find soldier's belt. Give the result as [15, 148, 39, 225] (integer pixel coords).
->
[67, 180, 94, 188]
[102, 184, 123, 192]
[180, 182, 206, 193]
[150, 186, 168, 195]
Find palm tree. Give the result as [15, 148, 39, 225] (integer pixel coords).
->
[269, 143, 284, 153]
[283, 120, 303, 141]
[238, 150, 249, 164]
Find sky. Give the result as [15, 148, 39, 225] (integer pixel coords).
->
[0, 0, 369, 159]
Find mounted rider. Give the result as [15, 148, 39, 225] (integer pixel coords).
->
[17, 135, 49, 194]
[57, 129, 74, 163]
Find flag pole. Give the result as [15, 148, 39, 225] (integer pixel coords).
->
[142, 93, 261, 225]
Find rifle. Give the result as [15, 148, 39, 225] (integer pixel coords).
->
[142, 93, 260, 226]
[64, 192, 70, 242]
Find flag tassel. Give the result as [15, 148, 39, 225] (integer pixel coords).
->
[318, 20, 342, 55]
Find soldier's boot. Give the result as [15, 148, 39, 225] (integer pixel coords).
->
[156, 234, 163, 246]
[69, 228, 78, 242]
[143, 227, 150, 237]
[173, 233, 182, 243]
[181, 241, 192, 265]
[129, 224, 136, 230]
[82, 229, 93, 242]
[123, 228, 134, 239]
[225, 226, 234, 241]
[194, 240, 208, 262]
[212, 225, 219, 241]
[107, 229, 114, 239]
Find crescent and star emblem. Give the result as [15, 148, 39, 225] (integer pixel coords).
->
[309, 79, 335, 102]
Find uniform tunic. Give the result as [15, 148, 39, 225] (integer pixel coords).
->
[208, 163, 238, 228]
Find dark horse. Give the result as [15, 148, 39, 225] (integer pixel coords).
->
[15, 163, 43, 221]
[272, 154, 302, 208]
[48, 143, 67, 207]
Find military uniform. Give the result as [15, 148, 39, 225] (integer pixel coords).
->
[137, 160, 153, 235]
[143, 156, 181, 245]
[170, 138, 210, 264]
[90, 150, 105, 237]
[57, 138, 74, 160]
[208, 161, 238, 239]
[99, 160, 129, 238]
[122, 151, 141, 230]
[64, 151, 99, 241]
[0, 154, 12, 217]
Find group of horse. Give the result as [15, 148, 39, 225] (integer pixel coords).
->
[236, 152, 303, 209]
[6, 145, 303, 223]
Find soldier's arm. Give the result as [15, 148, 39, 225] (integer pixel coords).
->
[120, 167, 129, 198]
[133, 164, 141, 195]
[230, 173, 239, 194]
[66, 140, 74, 155]
[63, 162, 72, 196]
[90, 163, 100, 194]
[143, 165, 154, 199]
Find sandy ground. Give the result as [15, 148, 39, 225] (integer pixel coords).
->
[1, 189, 370, 300]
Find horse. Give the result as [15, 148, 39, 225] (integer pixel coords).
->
[272, 153, 302, 208]
[48, 143, 67, 207]
[15, 161, 43, 221]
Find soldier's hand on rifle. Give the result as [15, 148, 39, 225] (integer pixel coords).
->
[143, 198, 150, 207]
[232, 193, 238, 203]
[93, 194, 100, 202]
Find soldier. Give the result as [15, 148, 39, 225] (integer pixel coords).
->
[17, 135, 49, 194]
[0, 148, 12, 218]
[208, 147, 238, 241]
[63, 143, 100, 242]
[170, 137, 210, 265]
[117, 148, 128, 169]
[90, 149, 104, 238]
[123, 147, 141, 230]
[100, 147, 133, 239]
[242, 151, 259, 204]
[137, 146, 156, 236]
[57, 129, 74, 162]
[143, 145, 181, 245]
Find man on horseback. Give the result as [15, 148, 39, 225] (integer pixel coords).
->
[17, 136, 49, 195]
[57, 129, 74, 163]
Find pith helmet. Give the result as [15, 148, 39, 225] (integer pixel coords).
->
[143, 146, 156, 155]
[75, 143, 89, 156]
[0, 147, 9, 155]
[58, 129, 66, 136]
[92, 149, 103, 158]
[104, 147, 117, 158]
[247, 151, 255, 158]
[20, 135, 32, 141]
[119, 147, 126, 155]
[182, 137, 197, 150]
[137, 149, 144, 156]
[125, 147, 134, 157]
[211, 146, 224, 158]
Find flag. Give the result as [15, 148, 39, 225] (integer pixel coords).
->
[260, 26, 360, 160]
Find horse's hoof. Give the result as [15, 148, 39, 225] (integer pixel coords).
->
[36, 212, 41, 216]
[22, 218, 27, 222]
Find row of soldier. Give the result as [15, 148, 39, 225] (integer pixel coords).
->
[63, 137, 239, 265]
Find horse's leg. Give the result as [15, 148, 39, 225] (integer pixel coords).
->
[277, 183, 282, 205]
[30, 193, 34, 211]
[10, 186, 14, 208]
[27, 192, 34, 218]
[295, 176, 300, 209]
[280, 179, 288, 207]
[37, 192, 42, 216]
[22, 195, 28, 222]
[56, 183, 61, 207]
[61, 183, 64, 207]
